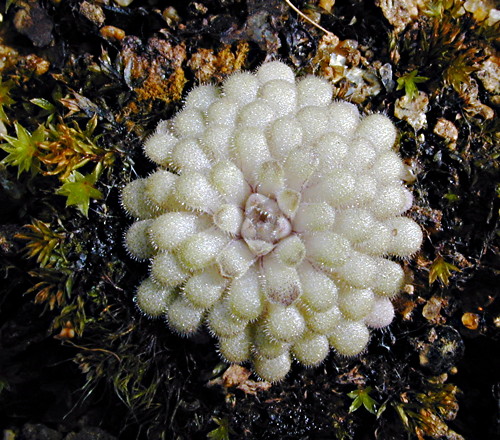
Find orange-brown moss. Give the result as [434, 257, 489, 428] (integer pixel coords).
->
[188, 41, 250, 83]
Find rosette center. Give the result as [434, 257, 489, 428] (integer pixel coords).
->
[241, 193, 292, 256]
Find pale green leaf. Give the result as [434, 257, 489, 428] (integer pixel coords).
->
[348, 386, 377, 415]
[429, 256, 461, 286]
[207, 417, 233, 440]
[396, 70, 429, 101]
[30, 98, 56, 112]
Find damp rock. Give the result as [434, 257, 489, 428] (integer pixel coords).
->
[13, 0, 54, 47]
[476, 56, 500, 96]
[418, 326, 465, 375]
[434, 118, 459, 145]
[64, 427, 116, 440]
[376, 0, 421, 34]
[20, 423, 62, 440]
[395, 91, 429, 131]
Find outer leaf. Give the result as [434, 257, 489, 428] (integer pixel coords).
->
[376, 399, 388, 419]
[30, 98, 56, 112]
[348, 395, 363, 413]
[361, 392, 377, 414]
[5, 0, 18, 13]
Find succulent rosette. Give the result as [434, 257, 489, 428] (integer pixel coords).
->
[121, 61, 423, 382]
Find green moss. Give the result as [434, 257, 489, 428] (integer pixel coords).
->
[1, 122, 46, 176]
[0, 76, 15, 122]
[56, 169, 103, 217]
[347, 386, 377, 415]
[396, 70, 429, 101]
